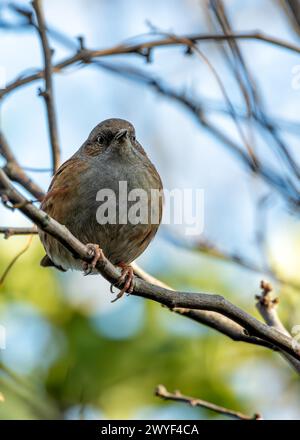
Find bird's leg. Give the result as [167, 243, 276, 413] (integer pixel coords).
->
[83, 243, 104, 275]
[111, 262, 135, 303]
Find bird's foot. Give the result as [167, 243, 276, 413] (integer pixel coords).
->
[111, 263, 134, 303]
[83, 243, 104, 275]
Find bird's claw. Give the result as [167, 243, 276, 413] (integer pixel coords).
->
[83, 243, 103, 275]
[111, 264, 134, 303]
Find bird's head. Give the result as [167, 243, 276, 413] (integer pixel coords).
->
[83, 118, 139, 159]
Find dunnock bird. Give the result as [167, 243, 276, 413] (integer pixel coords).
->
[38, 118, 163, 301]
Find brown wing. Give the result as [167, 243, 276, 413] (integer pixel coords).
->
[41, 157, 88, 223]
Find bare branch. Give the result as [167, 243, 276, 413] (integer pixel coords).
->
[208, 0, 300, 180]
[155, 384, 262, 420]
[174, 308, 276, 350]
[32, 0, 60, 174]
[0, 168, 299, 360]
[2, 20, 300, 209]
[133, 263, 276, 350]
[0, 226, 37, 239]
[1, 31, 299, 100]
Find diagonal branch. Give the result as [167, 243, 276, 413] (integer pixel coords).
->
[173, 308, 276, 350]
[0, 168, 299, 360]
[32, 0, 60, 174]
[133, 263, 276, 350]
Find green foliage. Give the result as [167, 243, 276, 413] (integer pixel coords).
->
[0, 237, 299, 419]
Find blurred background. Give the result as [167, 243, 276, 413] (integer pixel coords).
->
[1, 0, 300, 419]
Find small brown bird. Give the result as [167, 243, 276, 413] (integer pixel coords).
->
[38, 118, 163, 300]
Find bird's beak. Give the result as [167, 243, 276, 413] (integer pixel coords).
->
[114, 129, 128, 141]
[109, 128, 134, 158]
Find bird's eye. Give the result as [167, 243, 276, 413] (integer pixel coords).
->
[131, 134, 136, 142]
[96, 135, 105, 144]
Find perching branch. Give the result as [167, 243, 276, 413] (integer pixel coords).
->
[155, 384, 262, 420]
[32, 0, 60, 174]
[0, 168, 300, 361]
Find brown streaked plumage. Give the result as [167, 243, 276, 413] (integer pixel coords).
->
[38, 118, 163, 299]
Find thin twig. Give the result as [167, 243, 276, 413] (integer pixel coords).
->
[208, 0, 300, 179]
[155, 384, 262, 420]
[0, 226, 38, 238]
[256, 280, 300, 373]
[32, 0, 60, 173]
